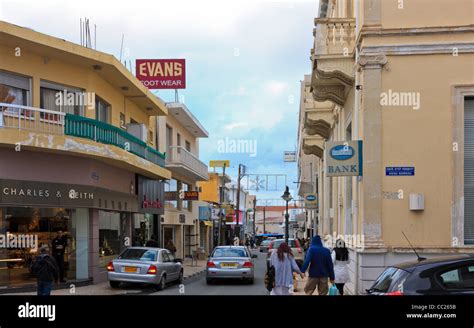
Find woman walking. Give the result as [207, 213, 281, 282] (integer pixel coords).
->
[332, 239, 350, 295]
[269, 242, 304, 295]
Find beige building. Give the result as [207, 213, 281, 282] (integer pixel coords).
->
[156, 102, 209, 259]
[298, 0, 474, 294]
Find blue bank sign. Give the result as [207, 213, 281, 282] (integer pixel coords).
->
[325, 141, 363, 177]
[386, 167, 415, 176]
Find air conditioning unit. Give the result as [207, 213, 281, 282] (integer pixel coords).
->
[409, 193, 424, 211]
[126, 123, 148, 143]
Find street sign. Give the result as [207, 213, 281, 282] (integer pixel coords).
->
[386, 167, 415, 176]
[284, 151, 296, 162]
[325, 140, 363, 177]
[304, 193, 318, 209]
[209, 160, 230, 168]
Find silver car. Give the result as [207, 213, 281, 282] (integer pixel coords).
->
[107, 247, 183, 291]
[206, 246, 257, 284]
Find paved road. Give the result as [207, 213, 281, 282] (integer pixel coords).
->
[155, 251, 269, 295]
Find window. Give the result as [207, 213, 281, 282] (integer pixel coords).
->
[212, 248, 247, 258]
[161, 251, 170, 263]
[185, 140, 191, 152]
[177, 133, 181, 154]
[465, 97, 474, 244]
[182, 182, 190, 211]
[165, 179, 178, 208]
[369, 267, 409, 293]
[95, 96, 110, 123]
[40, 80, 84, 117]
[167, 251, 175, 262]
[0, 71, 30, 120]
[119, 249, 157, 261]
[166, 125, 173, 159]
[98, 211, 126, 269]
[130, 118, 138, 124]
[438, 264, 474, 290]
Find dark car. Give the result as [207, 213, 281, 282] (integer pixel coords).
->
[366, 255, 474, 295]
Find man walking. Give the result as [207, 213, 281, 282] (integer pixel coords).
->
[31, 245, 59, 296]
[52, 230, 68, 282]
[300, 235, 335, 295]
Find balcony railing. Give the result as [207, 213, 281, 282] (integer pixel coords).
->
[166, 146, 208, 180]
[313, 18, 355, 57]
[0, 103, 165, 168]
[0, 103, 65, 134]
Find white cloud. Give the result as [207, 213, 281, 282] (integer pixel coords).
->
[265, 80, 289, 96]
[224, 122, 249, 130]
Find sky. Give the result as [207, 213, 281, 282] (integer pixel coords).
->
[0, 0, 319, 204]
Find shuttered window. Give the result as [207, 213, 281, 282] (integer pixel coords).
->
[464, 97, 474, 244]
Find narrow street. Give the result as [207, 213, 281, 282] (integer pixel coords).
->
[157, 252, 268, 295]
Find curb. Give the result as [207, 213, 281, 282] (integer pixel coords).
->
[183, 268, 206, 283]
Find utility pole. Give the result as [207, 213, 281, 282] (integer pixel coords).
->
[218, 163, 227, 246]
[235, 164, 242, 240]
[263, 206, 266, 234]
[252, 197, 257, 237]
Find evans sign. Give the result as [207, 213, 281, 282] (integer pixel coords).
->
[325, 141, 363, 177]
[136, 59, 186, 89]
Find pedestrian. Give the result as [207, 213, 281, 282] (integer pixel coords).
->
[145, 235, 159, 247]
[31, 244, 59, 296]
[332, 238, 350, 295]
[269, 242, 304, 295]
[300, 235, 335, 295]
[51, 230, 67, 283]
[165, 239, 177, 255]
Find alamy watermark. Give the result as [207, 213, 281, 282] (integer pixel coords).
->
[0, 233, 38, 250]
[217, 137, 257, 157]
[380, 89, 421, 110]
[324, 233, 365, 250]
[55, 90, 95, 109]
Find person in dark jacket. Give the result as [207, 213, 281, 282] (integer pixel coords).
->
[51, 230, 68, 282]
[300, 235, 335, 295]
[145, 235, 159, 247]
[31, 245, 59, 296]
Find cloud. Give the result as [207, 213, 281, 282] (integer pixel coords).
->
[264, 80, 289, 96]
[224, 122, 249, 130]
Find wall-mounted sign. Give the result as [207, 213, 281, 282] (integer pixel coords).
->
[325, 141, 363, 177]
[199, 206, 211, 221]
[136, 59, 186, 89]
[181, 190, 199, 201]
[137, 176, 164, 215]
[304, 193, 318, 209]
[209, 160, 230, 168]
[386, 167, 415, 176]
[284, 151, 296, 162]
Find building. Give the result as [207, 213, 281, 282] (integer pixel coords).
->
[0, 20, 171, 288]
[255, 205, 301, 237]
[156, 102, 209, 260]
[299, 0, 474, 294]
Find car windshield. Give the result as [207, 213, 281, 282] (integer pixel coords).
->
[370, 267, 409, 293]
[273, 239, 297, 248]
[261, 240, 271, 246]
[212, 248, 248, 258]
[119, 249, 157, 261]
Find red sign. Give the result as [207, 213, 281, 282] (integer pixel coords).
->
[142, 195, 163, 209]
[183, 191, 199, 201]
[136, 59, 186, 89]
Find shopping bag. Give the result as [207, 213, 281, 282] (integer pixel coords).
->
[329, 284, 340, 295]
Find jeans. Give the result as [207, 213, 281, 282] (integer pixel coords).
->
[37, 281, 53, 296]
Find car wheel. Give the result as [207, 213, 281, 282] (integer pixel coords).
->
[178, 270, 184, 284]
[206, 278, 213, 285]
[156, 275, 166, 291]
[109, 281, 120, 289]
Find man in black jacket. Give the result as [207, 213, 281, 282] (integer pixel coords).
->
[52, 230, 68, 283]
[31, 245, 59, 296]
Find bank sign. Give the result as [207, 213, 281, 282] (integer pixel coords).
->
[304, 193, 318, 209]
[325, 141, 363, 177]
[136, 59, 186, 89]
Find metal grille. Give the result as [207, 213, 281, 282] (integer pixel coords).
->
[464, 97, 474, 244]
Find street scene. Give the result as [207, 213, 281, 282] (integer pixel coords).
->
[0, 0, 474, 310]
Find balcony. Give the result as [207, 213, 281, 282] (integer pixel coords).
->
[311, 18, 355, 106]
[0, 103, 170, 179]
[304, 100, 334, 140]
[166, 146, 209, 181]
[302, 135, 325, 159]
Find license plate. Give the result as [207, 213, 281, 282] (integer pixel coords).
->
[124, 266, 139, 273]
[221, 263, 237, 268]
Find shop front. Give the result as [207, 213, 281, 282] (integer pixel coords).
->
[0, 178, 139, 289]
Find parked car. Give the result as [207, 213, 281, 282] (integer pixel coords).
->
[107, 247, 183, 291]
[206, 246, 257, 284]
[259, 240, 272, 253]
[266, 238, 304, 268]
[366, 255, 474, 295]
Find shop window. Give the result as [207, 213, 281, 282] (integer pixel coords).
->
[98, 211, 125, 270]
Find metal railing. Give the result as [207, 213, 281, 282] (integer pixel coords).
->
[0, 103, 165, 168]
[166, 145, 208, 179]
[0, 102, 65, 134]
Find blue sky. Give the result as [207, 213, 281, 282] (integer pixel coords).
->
[1, 0, 318, 203]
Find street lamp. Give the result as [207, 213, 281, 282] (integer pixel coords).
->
[281, 186, 292, 244]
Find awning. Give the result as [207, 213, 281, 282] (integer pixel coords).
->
[201, 220, 213, 227]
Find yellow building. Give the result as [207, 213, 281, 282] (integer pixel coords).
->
[298, 0, 474, 294]
[0, 20, 170, 287]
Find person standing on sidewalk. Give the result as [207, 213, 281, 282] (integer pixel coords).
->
[269, 242, 304, 295]
[31, 245, 59, 296]
[300, 235, 335, 295]
[332, 238, 350, 295]
[51, 230, 68, 283]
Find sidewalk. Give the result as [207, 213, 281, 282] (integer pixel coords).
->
[4, 258, 207, 295]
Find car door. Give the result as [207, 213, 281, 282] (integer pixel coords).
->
[166, 250, 180, 280]
[160, 250, 174, 280]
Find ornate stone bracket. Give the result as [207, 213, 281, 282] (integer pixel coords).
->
[358, 53, 388, 69]
[312, 84, 346, 107]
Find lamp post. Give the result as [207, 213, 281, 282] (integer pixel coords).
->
[281, 186, 292, 244]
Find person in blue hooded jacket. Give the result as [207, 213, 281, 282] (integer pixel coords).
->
[300, 235, 335, 295]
